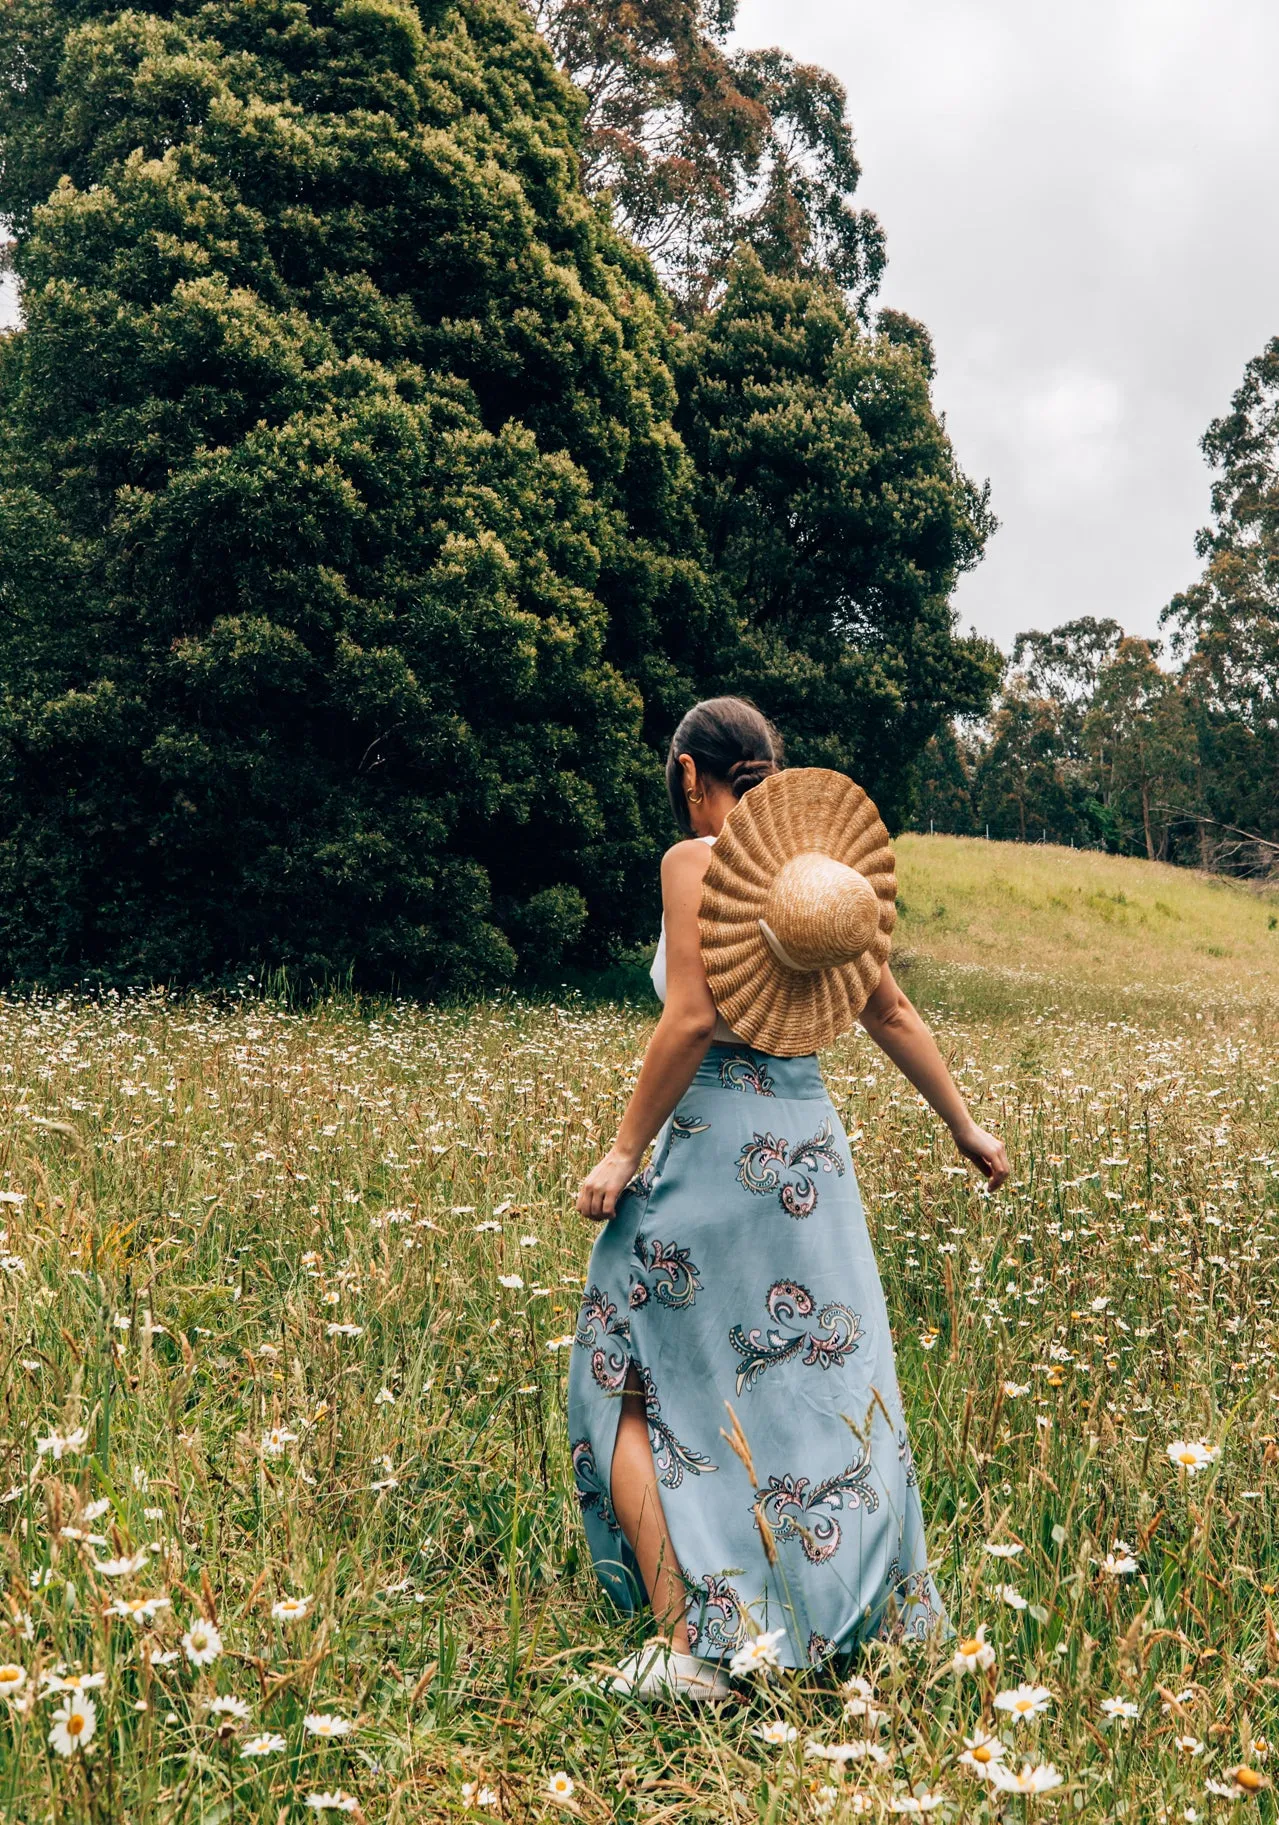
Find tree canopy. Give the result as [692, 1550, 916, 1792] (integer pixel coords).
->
[531, 0, 884, 320]
[675, 253, 999, 827]
[1163, 336, 1279, 856]
[0, 0, 1002, 989]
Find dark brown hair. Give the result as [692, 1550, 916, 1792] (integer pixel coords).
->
[665, 697, 784, 836]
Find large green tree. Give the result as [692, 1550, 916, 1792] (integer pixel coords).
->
[531, 0, 884, 319]
[673, 252, 1000, 827]
[0, 0, 729, 987]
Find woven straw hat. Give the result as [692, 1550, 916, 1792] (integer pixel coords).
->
[699, 768, 896, 1056]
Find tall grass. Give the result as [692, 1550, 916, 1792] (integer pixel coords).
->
[0, 857, 1274, 1819]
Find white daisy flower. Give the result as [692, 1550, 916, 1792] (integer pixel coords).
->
[958, 1731, 1007, 1777]
[1166, 1440, 1220, 1474]
[36, 1427, 89, 1461]
[751, 1719, 798, 1744]
[42, 1670, 106, 1694]
[993, 1682, 1053, 1722]
[1101, 1697, 1139, 1722]
[952, 1624, 996, 1675]
[48, 1695, 96, 1756]
[272, 1594, 313, 1622]
[304, 1712, 353, 1739]
[241, 1732, 287, 1757]
[182, 1620, 223, 1667]
[1100, 1549, 1140, 1575]
[106, 1595, 171, 1621]
[990, 1761, 1064, 1795]
[728, 1628, 786, 1677]
[461, 1783, 500, 1809]
[207, 1695, 251, 1721]
[546, 1772, 575, 1802]
[94, 1550, 151, 1578]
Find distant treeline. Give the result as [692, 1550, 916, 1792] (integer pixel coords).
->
[914, 342, 1279, 880]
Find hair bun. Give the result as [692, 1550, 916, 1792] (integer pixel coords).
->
[728, 757, 778, 798]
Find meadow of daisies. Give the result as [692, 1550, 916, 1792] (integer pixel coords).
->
[0, 846, 1276, 1822]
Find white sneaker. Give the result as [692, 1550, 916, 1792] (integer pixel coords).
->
[604, 1639, 732, 1704]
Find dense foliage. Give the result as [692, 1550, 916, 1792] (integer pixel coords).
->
[0, 0, 996, 988]
[1163, 336, 1279, 856]
[531, 0, 885, 320]
[0, 0, 731, 987]
[676, 254, 999, 822]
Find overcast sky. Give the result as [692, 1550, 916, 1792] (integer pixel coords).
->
[736, 0, 1279, 651]
[5, 3, 1278, 655]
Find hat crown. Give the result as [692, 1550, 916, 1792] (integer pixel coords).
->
[760, 852, 881, 973]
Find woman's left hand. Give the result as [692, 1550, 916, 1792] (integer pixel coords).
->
[577, 1147, 643, 1222]
[951, 1120, 1010, 1189]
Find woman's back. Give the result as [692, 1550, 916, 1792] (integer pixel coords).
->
[649, 837, 746, 1046]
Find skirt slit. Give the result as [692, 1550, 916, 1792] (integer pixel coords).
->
[568, 1044, 946, 1667]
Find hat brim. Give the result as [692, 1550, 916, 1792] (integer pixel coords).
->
[699, 769, 896, 1056]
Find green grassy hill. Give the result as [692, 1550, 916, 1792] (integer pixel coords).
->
[894, 834, 1279, 1019]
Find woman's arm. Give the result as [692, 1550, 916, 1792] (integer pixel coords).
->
[576, 841, 719, 1222]
[858, 963, 1011, 1189]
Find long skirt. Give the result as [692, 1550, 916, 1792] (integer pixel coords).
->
[567, 1043, 945, 1669]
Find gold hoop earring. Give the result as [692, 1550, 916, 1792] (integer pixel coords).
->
[687, 790, 704, 804]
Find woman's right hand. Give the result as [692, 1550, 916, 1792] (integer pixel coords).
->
[576, 1147, 643, 1222]
[951, 1119, 1010, 1190]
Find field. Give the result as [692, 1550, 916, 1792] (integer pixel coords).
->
[0, 839, 1275, 1823]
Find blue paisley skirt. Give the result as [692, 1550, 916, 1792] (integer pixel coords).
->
[567, 1044, 945, 1669]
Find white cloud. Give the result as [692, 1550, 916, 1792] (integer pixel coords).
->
[735, 0, 1279, 647]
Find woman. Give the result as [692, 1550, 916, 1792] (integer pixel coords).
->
[568, 698, 1009, 1701]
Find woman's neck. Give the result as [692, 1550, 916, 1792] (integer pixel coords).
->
[689, 782, 737, 837]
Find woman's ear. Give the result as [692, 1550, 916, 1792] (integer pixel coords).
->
[678, 752, 698, 798]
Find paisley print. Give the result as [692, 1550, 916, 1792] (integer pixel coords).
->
[686, 1573, 745, 1655]
[754, 1451, 880, 1564]
[633, 1234, 702, 1310]
[718, 1053, 776, 1096]
[622, 1161, 655, 1202]
[878, 1561, 943, 1643]
[735, 1118, 846, 1217]
[567, 1042, 944, 1668]
[571, 1439, 619, 1534]
[641, 1365, 717, 1489]
[575, 1285, 631, 1394]
[729, 1280, 864, 1394]
[898, 1430, 919, 1489]
[671, 1113, 711, 1138]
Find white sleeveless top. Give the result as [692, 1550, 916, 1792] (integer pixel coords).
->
[650, 835, 748, 1045]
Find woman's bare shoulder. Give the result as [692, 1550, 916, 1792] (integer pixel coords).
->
[660, 838, 715, 882]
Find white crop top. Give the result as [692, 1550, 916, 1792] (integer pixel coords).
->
[650, 835, 748, 1045]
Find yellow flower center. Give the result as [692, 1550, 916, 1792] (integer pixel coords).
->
[0, 1669, 19, 1686]
[68, 1714, 85, 1738]
[958, 1637, 981, 1656]
[1235, 1768, 1266, 1793]
[971, 1744, 993, 1763]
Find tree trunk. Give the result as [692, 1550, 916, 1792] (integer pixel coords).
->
[1141, 782, 1155, 860]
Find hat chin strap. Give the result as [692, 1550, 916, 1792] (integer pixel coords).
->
[758, 917, 808, 973]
